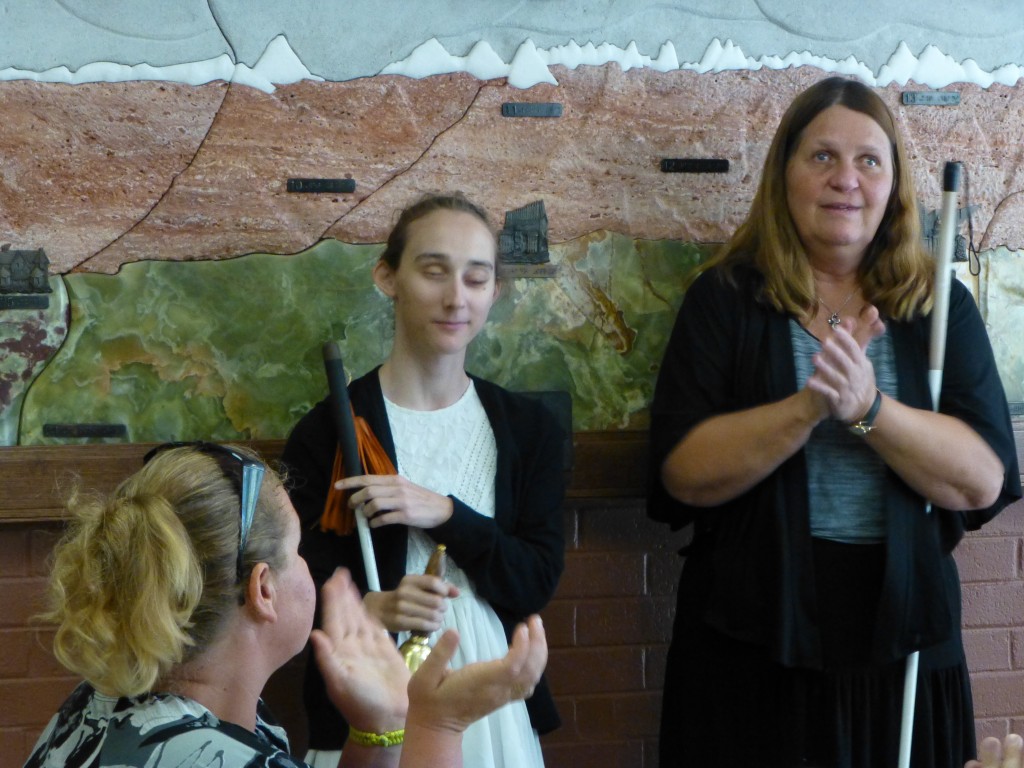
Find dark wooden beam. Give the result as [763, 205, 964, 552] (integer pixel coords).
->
[0, 432, 650, 523]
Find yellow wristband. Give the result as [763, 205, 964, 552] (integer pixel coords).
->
[347, 726, 405, 747]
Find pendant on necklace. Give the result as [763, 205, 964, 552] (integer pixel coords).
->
[827, 312, 841, 329]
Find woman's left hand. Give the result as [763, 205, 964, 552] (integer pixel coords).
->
[336, 474, 455, 529]
[806, 308, 886, 423]
[310, 569, 410, 736]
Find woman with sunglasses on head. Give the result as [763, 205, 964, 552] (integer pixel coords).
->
[25, 442, 548, 768]
[282, 194, 565, 767]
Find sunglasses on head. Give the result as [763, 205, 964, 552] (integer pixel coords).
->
[142, 441, 266, 581]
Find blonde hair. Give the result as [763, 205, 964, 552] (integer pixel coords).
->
[705, 76, 934, 322]
[41, 444, 287, 697]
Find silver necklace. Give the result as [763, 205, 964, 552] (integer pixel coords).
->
[818, 290, 857, 330]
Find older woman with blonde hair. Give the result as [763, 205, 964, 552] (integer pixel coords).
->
[649, 76, 1020, 767]
[26, 442, 547, 768]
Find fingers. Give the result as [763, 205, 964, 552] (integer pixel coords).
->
[1002, 734, 1024, 768]
[507, 616, 547, 699]
[393, 591, 450, 631]
[371, 576, 456, 632]
[809, 324, 877, 422]
[979, 736, 1002, 767]
[402, 573, 454, 595]
[334, 475, 454, 529]
[971, 734, 1024, 768]
[850, 304, 886, 350]
[318, 568, 363, 637]
[418, 627, 461, 683]
[334, 473, 386, 491]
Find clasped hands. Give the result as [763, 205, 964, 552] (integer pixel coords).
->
[805, 304, 886, 424]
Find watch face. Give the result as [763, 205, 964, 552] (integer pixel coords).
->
[848, 423, 877, 436]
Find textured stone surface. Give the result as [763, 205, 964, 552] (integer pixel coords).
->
[82, 76, 485, 273]
[19, 235, 706, 442]
[4, 64, 1024, 444]
[4, 68, 1024, 274]
[0, 82, 226, 274]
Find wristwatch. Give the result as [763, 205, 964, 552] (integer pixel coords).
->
[847, 389, 882, 436]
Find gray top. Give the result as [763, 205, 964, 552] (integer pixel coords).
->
[790, 319, 898, 543]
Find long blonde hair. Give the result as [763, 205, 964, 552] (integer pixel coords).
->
[41, 444, 287, 697]
[707, 76, 934, 322]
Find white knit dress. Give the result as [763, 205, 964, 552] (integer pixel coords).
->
[386, 381, 544, 768]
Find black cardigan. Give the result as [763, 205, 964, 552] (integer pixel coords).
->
[282, 367, 566, 749]
[648, 266, 1021, 669]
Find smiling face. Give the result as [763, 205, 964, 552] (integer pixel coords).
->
[374, 208, 500, 361]
[785, 104, 894, 268]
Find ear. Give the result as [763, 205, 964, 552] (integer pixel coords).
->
[372, 260, 397, 299]
[245, 563, 278, 624]
[491, 277, 502, 303]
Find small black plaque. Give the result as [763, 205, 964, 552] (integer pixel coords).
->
[501, 102, 563, 118]
[661, 158, 730, 173]
[0, 295, 49, 310]
[901, 91, 960, 106]
[43, 423, 128, 439]
[287, 178, 356, 193]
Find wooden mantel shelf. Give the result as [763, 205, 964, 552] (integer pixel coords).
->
[0, 431, 650, 523]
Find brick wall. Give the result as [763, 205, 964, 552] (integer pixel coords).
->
[2, 446, 1023, 768]
[0, 522, 79, 765]
[958, 498, 1024, 739]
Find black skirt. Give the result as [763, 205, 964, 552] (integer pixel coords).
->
[658, 539, 975, 768]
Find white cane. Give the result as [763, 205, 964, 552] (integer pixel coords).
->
[323, 341, 382, 593]
[897, 160, 961, 768]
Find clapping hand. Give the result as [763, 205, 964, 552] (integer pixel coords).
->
[806, 304, 886, 424]
[310, 569, 410, 736]
[966, 734, 1024, 768]
[408, 615, 548, 734]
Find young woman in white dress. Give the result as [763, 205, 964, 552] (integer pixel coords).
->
[284, 195, 565, 768]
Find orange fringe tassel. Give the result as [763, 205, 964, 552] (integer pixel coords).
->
[319, 415, 398, 535]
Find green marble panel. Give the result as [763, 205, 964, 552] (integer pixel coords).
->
[19, 234, 710, 443]
[0, 275, 69, 446]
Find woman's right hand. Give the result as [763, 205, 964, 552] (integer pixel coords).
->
[364, 574, 460, 634]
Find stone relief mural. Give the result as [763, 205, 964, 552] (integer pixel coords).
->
[1, 2, 1022, 444]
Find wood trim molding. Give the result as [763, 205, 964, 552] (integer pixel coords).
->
[0, 432, 650, 523]
[2, 418, 1020, 524]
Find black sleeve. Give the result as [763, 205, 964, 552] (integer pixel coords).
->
[647, 269, 747, 528]
[430, 391, 566, 618]
[937, 280, 1022, 527]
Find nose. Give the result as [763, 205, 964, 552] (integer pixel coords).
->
[829, 158, 858, 191]
[444, 278, 467, 308]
